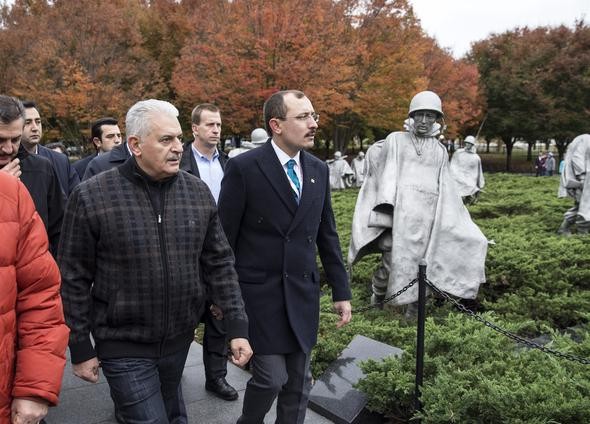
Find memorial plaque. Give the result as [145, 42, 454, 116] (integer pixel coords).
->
[309, 335, 402, 424]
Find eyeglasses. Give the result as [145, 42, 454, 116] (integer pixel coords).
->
[412, 111, 437, 122]
[276, 112, 320, 123]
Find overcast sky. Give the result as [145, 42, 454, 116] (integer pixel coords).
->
[409, 0, 590, 58]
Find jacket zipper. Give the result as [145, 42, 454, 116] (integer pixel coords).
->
[157, 188, 169, 357]
[141, 178, 170, 357]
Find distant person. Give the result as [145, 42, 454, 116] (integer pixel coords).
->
[545, 152, 556, 176]
[46, 141, 67, 155]
[0, 170, 69, 424]
[559, 158, 565, 175]
[179, 103, 238, 401]
[535, 151, 546, 177]
[73, 117, 122, 179]
[59, 99, 252, 423]
[0, 95, 64, 255]
[218, 90, 352, 424]
[21, 101, 80, 195]
[82, 135, 131, 181]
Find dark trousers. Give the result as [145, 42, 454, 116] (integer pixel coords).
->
[237, 351, 312, 424]
[202, 302, 229, 381]
[100, 342, 191, 424]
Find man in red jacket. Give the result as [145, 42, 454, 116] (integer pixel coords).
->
[0, 95, 69, 424]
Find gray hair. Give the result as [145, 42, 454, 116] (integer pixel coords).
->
[0, 95, 26, 124]
[125, 99, 179, 139]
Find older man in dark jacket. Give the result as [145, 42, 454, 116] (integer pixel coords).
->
[59, 99, 251, 424]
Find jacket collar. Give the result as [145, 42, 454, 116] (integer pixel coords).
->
[180, 141, 228, 177]
[119, 156, 178, 188]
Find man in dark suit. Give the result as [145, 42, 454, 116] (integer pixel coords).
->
[0, 95, 64, 255]
[82, 139, 131, 180]
[218, 90, 352, 424]
[21, 101, 80, 196]
[179, 103, 237, 401]
[73, 117, 122, 179]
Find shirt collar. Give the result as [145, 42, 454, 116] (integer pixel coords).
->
[271, 139, 301, 167]
[192, 143, 219, 161]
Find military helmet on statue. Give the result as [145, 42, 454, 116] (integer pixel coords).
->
[408, 90, 443, 118]
[464, 135, 476, 145]
[251, 127, 268, 145]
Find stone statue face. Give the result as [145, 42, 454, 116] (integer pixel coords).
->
[465, 143, 475, 153]
[412, 110, 436, 136]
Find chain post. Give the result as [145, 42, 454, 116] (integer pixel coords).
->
[414, 260, 427, 416]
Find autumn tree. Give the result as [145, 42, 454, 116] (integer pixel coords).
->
[0, 0, 165, 143]
[471, 22, 590, 170]
[336, 0, 427, 151]
[422, 40, 483, 139]
[172, 0, 357, 143]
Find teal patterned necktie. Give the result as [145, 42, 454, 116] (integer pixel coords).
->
[287, 159, 301, 203]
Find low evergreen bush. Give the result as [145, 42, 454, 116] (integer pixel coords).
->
[314, 173, 590, 422]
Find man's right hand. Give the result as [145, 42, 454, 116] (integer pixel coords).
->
[72, 357, 100, 383]
[1, 158, 21, 178]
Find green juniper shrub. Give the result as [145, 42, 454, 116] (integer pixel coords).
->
[313, 173, 590, 422]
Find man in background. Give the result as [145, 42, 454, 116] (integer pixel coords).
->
[180, 103, 237, 401]
[21, 100, 79, 195]
[74, 117, 122, 179]
[0, 95, 64, 254]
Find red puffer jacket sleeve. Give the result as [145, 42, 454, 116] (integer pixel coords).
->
[11, 177, 69, 406]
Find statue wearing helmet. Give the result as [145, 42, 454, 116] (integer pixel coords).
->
[349, 91, 488, 315]
[557, 134, 590, 235]
[449, 135, 485, 204]
[351, 151, 367, 187]
[327, 151, 354, 189]
[228, 127, 269, 158]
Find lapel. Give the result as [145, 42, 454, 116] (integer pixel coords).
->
[219, 150, 228, 170]
[180, 141, 200, 177]
[287, 150, 322, 233]
[181, 141, 227, 177]
[256, 141, 298, 216]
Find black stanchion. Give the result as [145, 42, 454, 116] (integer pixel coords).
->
[414, 260, 427, 416]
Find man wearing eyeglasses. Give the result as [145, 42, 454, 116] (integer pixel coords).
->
[218, 90, 352, 424]
[349, 90, 487, 316]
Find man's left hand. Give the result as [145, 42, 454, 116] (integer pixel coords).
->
[333, 300, 352, 328]
[229, 338, 253, 367]
[11, 397, 48, 424]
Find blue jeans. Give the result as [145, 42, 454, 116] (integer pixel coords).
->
[100, 343, 191, 424]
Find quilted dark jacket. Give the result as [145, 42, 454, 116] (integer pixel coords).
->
[59, 157, 247, 363]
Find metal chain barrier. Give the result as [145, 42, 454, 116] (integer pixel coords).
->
[424, 278, 590, 365]
[322, 279, 418, 314]
[354, 278, 418, 313]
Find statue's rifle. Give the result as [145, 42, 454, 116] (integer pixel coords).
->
[475, 113, 488, 139]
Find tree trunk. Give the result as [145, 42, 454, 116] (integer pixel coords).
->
[555, 139, 570, 165]
[504, 138, 515, 172]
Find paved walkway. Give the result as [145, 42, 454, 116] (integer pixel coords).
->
[46, 342, 334, 424]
